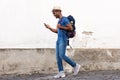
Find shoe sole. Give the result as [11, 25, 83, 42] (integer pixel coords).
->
[53, 75, 65, 79]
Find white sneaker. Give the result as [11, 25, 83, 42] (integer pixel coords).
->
[73, 64, 81, 75]
[53, 71, 65, 78]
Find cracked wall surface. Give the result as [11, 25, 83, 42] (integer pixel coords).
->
[0, 48, 120, 75]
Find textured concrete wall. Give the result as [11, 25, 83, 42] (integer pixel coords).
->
[0, 48, 120, 75]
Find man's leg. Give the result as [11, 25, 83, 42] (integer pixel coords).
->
[59, 40, 81, 75]
[54, 41, 65, 78]
[59, 41, 76, 68]
[56, 41, 64, 72]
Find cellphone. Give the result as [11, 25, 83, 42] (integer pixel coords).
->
[44, 23, 47, 26]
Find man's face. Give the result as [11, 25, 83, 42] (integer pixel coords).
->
[52, 10, 61, 18]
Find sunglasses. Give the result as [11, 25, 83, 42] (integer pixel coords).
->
[52, 10, 61, 13]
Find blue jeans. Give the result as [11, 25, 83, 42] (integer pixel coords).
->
[56, 38, 76, 72]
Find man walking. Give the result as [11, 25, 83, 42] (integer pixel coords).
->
[44, 6, 80, 78]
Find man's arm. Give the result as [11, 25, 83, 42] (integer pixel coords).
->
[57, 24, 73, 31]
[44, 23, 58, 33]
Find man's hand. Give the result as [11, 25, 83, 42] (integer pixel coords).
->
[57, 24, 62, 29]
[44, 23, 58, 33]
[44, 23, 51, 29]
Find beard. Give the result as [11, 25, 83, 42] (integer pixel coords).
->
[54, 15, 60, 18]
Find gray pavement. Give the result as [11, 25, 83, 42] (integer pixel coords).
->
[0, 70, 120, 80]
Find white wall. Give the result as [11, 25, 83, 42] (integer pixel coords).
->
[0, 0, 120, 48]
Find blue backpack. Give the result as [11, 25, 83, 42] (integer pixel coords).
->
[67, 15, 76, 38]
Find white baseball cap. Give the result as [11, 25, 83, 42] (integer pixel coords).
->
[52, 6, 61, 10]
